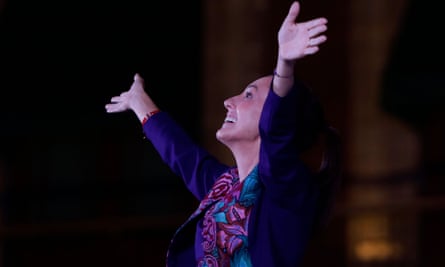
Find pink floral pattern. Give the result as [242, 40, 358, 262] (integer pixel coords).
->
[202, 214, 217, 252]
[198, 255, 219, 267]
[206, 174, 235, 200]
[197, 166, 260, 267]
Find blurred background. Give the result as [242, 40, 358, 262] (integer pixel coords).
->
[0, 0, 444, 266]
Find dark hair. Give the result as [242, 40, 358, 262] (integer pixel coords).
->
[313, 126, 342, 232]
[295, 80, 343, 233]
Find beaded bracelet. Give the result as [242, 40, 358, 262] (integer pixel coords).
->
[273, 68, 293, 79]
[141, 109, 161, 126]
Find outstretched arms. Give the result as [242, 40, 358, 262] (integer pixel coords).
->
[273, 1, 328, 97]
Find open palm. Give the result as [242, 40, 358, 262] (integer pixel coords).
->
[278, 1, 328, 61]
[105, 73, 147, 113]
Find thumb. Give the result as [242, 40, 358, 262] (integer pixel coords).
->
[282, 1, 300, 26]
[134, 73, 145, 85]
[134, 73, 143, 81]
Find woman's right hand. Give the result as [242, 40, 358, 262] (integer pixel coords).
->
[105, 73, 159, 123]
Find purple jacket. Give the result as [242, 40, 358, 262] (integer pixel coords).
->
[143, 81, 319, 267]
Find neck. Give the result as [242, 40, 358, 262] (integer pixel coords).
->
[229, 141, 260, 182]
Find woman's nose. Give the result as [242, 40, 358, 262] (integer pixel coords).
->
[224, 97, 235, 109]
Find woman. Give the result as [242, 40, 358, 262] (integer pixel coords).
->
[105, 1, 341, 266]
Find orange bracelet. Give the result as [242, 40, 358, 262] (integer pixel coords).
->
[141, 109, 161, 125]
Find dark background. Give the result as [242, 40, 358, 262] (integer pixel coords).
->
[1, 1, 201, 266]
[1, 0, 444, 266]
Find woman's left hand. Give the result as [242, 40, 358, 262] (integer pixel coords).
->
[278, 1, 328, 62]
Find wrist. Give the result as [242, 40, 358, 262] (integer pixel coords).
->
[273, 68, 293, 79]
[274, 59, 295, 78]
[141, 109, 161, 125]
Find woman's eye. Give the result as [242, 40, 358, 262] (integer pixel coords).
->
[244, 92, 253, 99]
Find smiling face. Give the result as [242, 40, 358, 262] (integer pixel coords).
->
[216, 75, 273, 147]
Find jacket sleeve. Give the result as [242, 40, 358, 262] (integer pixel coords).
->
[142, 111, 229, 200]
[258, 79, 318, 211]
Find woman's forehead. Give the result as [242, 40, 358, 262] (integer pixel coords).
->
[247, 75, 273, 91]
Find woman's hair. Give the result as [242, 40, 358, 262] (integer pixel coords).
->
[313, 126, 342, 232]
[295, 79, 343, 234]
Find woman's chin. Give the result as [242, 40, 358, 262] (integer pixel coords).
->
[215, 129, 224, 141]
[216, 128, 231, 143]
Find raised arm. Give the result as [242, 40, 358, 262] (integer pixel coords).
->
[105, 74, 228, 199]
[259, 2, 329, 205]
[273, 1, 327, 96]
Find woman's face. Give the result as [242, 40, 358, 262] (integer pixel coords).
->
[216, 75, 272, 145]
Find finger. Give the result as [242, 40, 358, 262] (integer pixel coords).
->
[303, 17, 328, 31]
[282, 1, 300, 26]
[308, 35, 327, 46]
[110, 96, 124, 103]
[105, 103, 118, 113]
[304, 46, 320, 55]
[105, 103, 125, 113]
[308, 24, 328, 37]
[134, 73, 145, 84]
